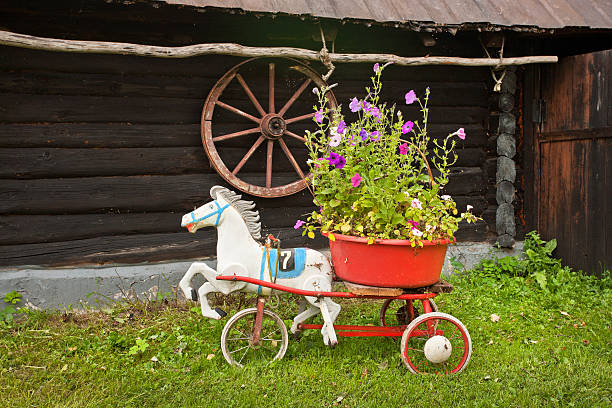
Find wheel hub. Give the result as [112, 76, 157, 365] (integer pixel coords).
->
[424, 335, 452, 364]
[261, 114, 286, 140]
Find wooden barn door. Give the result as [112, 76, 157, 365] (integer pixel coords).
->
[534, 50, 611, 275]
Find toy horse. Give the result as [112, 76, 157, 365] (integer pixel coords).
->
[179, 186, 341, 346]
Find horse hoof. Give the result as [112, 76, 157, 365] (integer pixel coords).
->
[214, 307, 227, 318]
[328, 340, 338, 349]
[190, 288, 198, 301]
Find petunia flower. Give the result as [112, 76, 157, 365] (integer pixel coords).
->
[370, 131, 380, 142]
[401, 121, 414, 134]
[362, 101, 372, 112]
[456, 127, 466, 140]
[411, 198, 423, 210]
[314, 109, 324, 123]
[349, 97, 361, 113]
[294, 220, 305, 229]
[312, 87, 319, 95]
[373, 63, 380, 73]
[336, 120, 346, 134]
[370, 107, 381, 118]
[327, 152, 340, 166]
[467, 204, 473, 211]
[405, 90, 417, 105]
[329, 133, 341, 147]
[335, 155, 347, 170]
[351, 173, 363, 187]
[425, 224, 436, 233]
[441, 194, 451, 201]
[411, 227, 423, 237]
[407, 220, 419, 228]
[399, 143, 409, 155]
[359, 128, 368, 141]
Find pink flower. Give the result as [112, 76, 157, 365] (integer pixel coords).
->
[351, 173, 363, 187]
[399, 143, 409, 155]
[373, 63, 380, 73]
[405, 90, 417, 105]
[349, 97, 361, 113]
[456, 128, 466, 140]
[412, 227, 423, 237]
[411, 198, 423, 210]
[407, 220, 419, 228]
[329, 134, 341, 147]
[401, 121, 414, 134]
[294, 220, 305, 229]
[314, 109, 324, 123]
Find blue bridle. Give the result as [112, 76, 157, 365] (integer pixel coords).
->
[188, 200, 230, 227]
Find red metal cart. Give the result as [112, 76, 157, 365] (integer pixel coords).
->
[215, 275, 472, 374]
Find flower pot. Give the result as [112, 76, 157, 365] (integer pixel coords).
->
[325, 233, 453, 288]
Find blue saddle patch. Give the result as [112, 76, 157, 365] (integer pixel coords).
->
[259, 248, 306, 294]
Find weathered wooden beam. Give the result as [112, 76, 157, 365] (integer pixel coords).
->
[0, 30, 558, 67]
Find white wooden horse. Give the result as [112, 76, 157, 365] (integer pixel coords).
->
[179, 186, 341, 346]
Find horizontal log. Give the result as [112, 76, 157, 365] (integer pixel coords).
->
[0, 70, 489, 107]
[0, 123, 202, 148]
[0, 30, 558, 66]
[0, 169, 485, 214]
[0, 93, 488, 124]
[0, 48, 490, 82]
[0, 207, 320, 245]
[0, 147, 211, 178]
[0, 227, 328, 267]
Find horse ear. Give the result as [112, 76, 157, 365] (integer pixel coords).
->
[210, 185, 223, 199]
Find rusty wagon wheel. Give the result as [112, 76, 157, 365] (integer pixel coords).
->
[202, 57, 338, 198]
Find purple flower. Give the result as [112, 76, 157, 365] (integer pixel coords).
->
[407, 220, 419, 228]
[314, 109, 324, 123]
[405, 90, 417, 105]
[370, 107, 381, 118]
[401, 121, 414, 134]
[362, 101, 372, 112]
[327, 152, 340, 166]
[349, 97, 361, 113]
[359, 128, 368, 141]
[351, 173, 363, 187]
[294, 220, 305, 230]
[370, 131, 380, 142]
[373, 63, 380, 73]
[335, 155, 347, 170]
[337, 120, 346, 134]
[456, 127, 466, 140]
[399, 143, 409, 155]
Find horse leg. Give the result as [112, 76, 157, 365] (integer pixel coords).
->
[198, 282, 225, 320]
[179, 262, 208, 301]
[290, 303, 320, 334]
[319, 298, 338, 348]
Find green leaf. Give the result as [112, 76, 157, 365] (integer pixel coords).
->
[329, 199, 341, 208]
[391, 213, 405, 225]
[545, 239, 557, 253]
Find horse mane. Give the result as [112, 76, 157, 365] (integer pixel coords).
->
[210, 186, 262, 241]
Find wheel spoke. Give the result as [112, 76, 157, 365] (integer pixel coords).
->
[284, 131, 306, 143]
[232, 135, 265, 175]
[278, 78, 312, 116]
[238, 347, 250, 364]
[227, 337, 250, 341]
[229, 345, 250, 354]
[269, 63, 275, 113]
[236, 73, 266, 117]
[278, 138, 306, 180]
[266, 140, 273, 188]
[262, 326, 281, 339]
[285, 112, 315, 124]
[405, 347, 425, 353]
[212, 126, 261, 142]
[216, 100, 261, 124]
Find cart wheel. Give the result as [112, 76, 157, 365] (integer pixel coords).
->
[202, 57, 338, 198]
[400, 312, 472, 374]
[379, 299, 438, 326]
[220, 307, 289, 368]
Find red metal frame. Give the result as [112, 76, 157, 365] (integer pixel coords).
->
[215, 275, 437, 300]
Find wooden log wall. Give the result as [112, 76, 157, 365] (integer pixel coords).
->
[0, 4, 497, 267]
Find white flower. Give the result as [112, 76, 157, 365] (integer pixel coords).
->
[467, 204, 473, 211]
[411, 198, 423, 210]
[312, 87, 319, 95]
[425, 224, 436, 233]
[412, 227, 423, 237]
[441, 195, 451, 201]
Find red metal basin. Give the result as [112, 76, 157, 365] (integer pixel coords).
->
[325, 233, 453, 288]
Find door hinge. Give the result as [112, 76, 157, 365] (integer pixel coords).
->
[532, 99, 546, 124]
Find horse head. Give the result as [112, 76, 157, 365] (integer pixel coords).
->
[181, 193, 230, 234]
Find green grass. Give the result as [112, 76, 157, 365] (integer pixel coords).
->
[1, 269, 611, 408]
